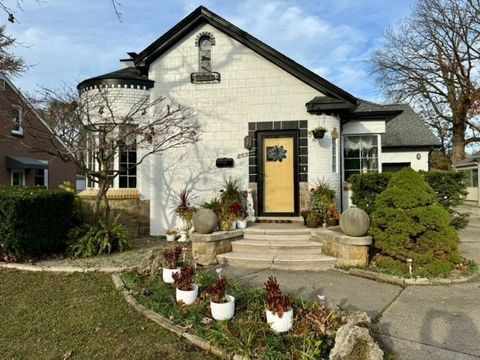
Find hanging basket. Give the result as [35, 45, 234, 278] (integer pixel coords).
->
[311, 129, 326, 139]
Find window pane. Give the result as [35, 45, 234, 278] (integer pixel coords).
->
[119, 176, 127, 188]
[473, 169, 478, 187]
[345, 170, 359, 181]
[345, 158, 360, 170]
[129, 177, 136, 188]
[362, 158, 378, 172]
[362, 146, 378, 158]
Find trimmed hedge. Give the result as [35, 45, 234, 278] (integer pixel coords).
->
[370, 168, 460, 277]
[0, 187, 75, 261]
[350, 170, 468, 229]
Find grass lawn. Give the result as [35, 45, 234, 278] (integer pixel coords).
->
[0, 270, 214, 360]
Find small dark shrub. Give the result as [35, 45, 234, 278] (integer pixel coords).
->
[265, 276, 292, 318]
[173, 265, 195, 291]
[370, 168, 460, 277]
[163, 245, 183, 269]
[68, 215, 131, 258]
[0, 187, 75, 261]
[208, 276, 229, 303]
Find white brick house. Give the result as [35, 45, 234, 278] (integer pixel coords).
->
[78, 6, 440, 235]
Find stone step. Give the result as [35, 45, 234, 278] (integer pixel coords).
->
[232, 239, 323, 254]
[216, 252, 336, 271]
[243, 233, 312, 241]
[244, 226, 312, 236]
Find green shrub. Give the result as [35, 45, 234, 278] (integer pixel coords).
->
[349, 173, 392, 215]
[68, 216, 131, 258]
[0, 187, 75, 261]
[350, 171, 469, 228]
[370, 168, 460, 277]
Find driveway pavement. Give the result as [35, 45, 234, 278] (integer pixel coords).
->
[222, 206, 480, 360]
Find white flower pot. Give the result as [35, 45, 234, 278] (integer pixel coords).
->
[177, 230, 188, 242]
[176, 284, 198, 305]
[236, 219, 247, 229]
[166, 234, 176, 242]
[265, 308, 293, 333]
[210, 295, 235, 321]
[231, 221, 237, 230]
[162, 267, 180, 284]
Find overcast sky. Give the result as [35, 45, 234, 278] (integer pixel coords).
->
[7, 0, 417, 101]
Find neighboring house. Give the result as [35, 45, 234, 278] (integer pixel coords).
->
[452, 154, 480, 205]
[0, 73, 76, 188]
[78, 6, 441, 235]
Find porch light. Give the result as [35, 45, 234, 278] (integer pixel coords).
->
[244, 135, 252, 150]
[416, 153, 421, 160]
[331, 127, 339, 139]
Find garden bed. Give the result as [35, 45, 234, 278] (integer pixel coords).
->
[119, 269, 384, 359]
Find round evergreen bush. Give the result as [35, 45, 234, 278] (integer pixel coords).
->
[370, 168, 460, 277]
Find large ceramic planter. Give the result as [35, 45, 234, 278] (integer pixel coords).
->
[166, 234, 176, 242]
[162, 267, 181, 284]
[265, 308, 294, 333]
[236, 219, 247, 229]
[210, 295, 235, 320]
[176, 284, 198, 305]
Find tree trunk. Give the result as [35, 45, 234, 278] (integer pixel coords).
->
[451, 121, 466, 164]
[93, 180, 110, 221]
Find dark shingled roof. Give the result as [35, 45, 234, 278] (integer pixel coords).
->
[454, 153, 480, 166]
[77, 67, 154, 92]
[356, 101, 441, 149]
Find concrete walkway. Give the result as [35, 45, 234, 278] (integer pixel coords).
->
[222, 207, 480, 360]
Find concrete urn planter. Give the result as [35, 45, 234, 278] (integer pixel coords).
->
[162, 267, 181, 283]
[166, 234, 176, 242]
[192, 208, 218, 234]
[265, 309, 293, 333]
[176, 284, 198, 305]
[340, 207, 370, 237]
[210, 295, 235, 320]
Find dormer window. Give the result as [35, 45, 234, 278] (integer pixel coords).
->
[191, 32, 220, 84]
[11, 105, 23, 136]
[199, 36, 212, 73]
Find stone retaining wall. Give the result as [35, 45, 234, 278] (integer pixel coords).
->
[78, 189, 150, 237]
[312, 228, 372, 267]
[191, 230, 243, 265]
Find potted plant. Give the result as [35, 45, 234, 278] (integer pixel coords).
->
[172, 265, 198, 305]
[310, 126, 327, 139]
[219, 218, 233, 231]
[265, 276, 293, 333]
[208, 275, 235, 320]
[229, 202, 246, 229]
[306, 211, 321, 228]
[165, 228, 177, 242]
[175, 188, 196, 241]
[162, 246, 183, 283]
[326, 203, 340, 227]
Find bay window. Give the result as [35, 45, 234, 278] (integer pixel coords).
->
[343, 135, 379, 181]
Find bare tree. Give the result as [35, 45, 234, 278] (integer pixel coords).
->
[373, 0, 480, 163]
[31, 86, 200, 219]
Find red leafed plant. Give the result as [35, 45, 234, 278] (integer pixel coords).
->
[172, 265, 195, 291]
[228, 202, 245, 220]
[163, 246, 183, 269]
[208, 276, 229, 304]
[265, 276, 292, 318]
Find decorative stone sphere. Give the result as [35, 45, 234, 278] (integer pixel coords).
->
[340, 207, 370, 237]
[192, 208, 218, 234]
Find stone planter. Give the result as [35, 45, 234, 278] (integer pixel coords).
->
[166, 234, 176, 242]
[163, 267, 181, 284]
[266, 308, 293, 333]
[177, 230, 188, 242]
[210, 295, 235, 320]
[236, 219, 247, 229]
[176, 284, 198, 305]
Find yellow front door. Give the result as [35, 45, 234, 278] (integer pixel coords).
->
[263, 136, 295, 213]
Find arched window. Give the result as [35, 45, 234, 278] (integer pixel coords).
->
[199, 36, 212, 72]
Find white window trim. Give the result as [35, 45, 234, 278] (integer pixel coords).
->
[11, 105, 23, 136]
[341, 133, 382, 183]
[11, 169, 25, 186]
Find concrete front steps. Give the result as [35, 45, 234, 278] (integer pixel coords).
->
[217, 225, 337, 271]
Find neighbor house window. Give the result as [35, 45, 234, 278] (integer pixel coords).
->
[343, 135, 379, 180]
[11, 106, 22, 135]
[199, 36, 212, 72]
[332, 138, 337, 173]
[460, 168, 479, 187]
[11, 169, 25, 186]
[86, 134, 96, 188]
[34, 169, 46, 187]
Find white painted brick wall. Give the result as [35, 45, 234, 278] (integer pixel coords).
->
[145, 23, 340, 234]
